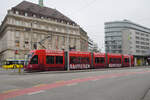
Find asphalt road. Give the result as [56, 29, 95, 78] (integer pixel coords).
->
[1, 67, 150, 100]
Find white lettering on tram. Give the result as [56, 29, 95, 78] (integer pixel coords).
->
[69, 64, 90, 69]
[109, 64, 121, 67]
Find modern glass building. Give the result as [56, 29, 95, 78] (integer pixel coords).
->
[105, 20, 150, 56]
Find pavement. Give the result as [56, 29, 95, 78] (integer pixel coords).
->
[0, 67, 150, 100]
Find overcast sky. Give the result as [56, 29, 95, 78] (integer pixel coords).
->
[1, 0, 150, 52]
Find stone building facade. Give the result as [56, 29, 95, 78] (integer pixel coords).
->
[0, 1, 88, 61]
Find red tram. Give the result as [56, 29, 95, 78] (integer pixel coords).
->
[107, 53, 123, 68]
[26, 50, 65, 71]
[69, 51, 91, 70]
[93, 53, 106, 68]
[25, 50, 134, 71]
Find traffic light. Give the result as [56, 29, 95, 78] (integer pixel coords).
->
[15, 50, 18, 54]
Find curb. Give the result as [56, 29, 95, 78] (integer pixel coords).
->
[2, 66, 150, 75]
[25, 66, 150, 75]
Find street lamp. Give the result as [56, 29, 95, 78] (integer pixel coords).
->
[30, 22, 33, 50]
[66, 26, 70, 71]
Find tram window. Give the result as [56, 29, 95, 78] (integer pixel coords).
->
[30, 55, 38, 64]
[110, 58, 121, 63]
[20, 61, 24, 65]
[87, 57, 90, 63]
[95, 57, 99, 64]
[124, 58, 129, 62]
[46, 56, 54, 64]
[95, 57, 105, 64]
[78, 57, 81, 64]
[9, 61, 14, 65]
[70, 56, 75, 64]
[110, 58, 113, 63]
[56, 56, 63, 64]
[70, 56, 80, 64]
[100, 57, 105, 63]
[81, 57, 89, 64]
[14, 61, 18, 64]
[6, 61, 12, 65]
[116, 58, 121, 63]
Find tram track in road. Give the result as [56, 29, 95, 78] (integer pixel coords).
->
[141, 87, 150, 100]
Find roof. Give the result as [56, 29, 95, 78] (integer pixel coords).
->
[12, 1, 75, 24]
[105, 20, 150, 32]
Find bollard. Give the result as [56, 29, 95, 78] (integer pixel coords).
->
[18, 65, 21, 74]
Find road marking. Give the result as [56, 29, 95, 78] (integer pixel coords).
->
[72, 78, 80, 80]
[110, 76, 118, 78]
[27, 90, 45, 95]
[2, 89, 19, 94]
[66, 83, 78, 86]
[87, 76, 94, 78]
[55, 80, 65, 83]
[91, 79, 99, 81]
[34, 84, 47, 87]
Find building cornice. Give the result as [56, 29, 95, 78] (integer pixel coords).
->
[7, 13, 80, 29]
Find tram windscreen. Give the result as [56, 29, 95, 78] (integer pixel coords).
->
[25, 52, 34, 65]
[30, 55, 38, 64]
